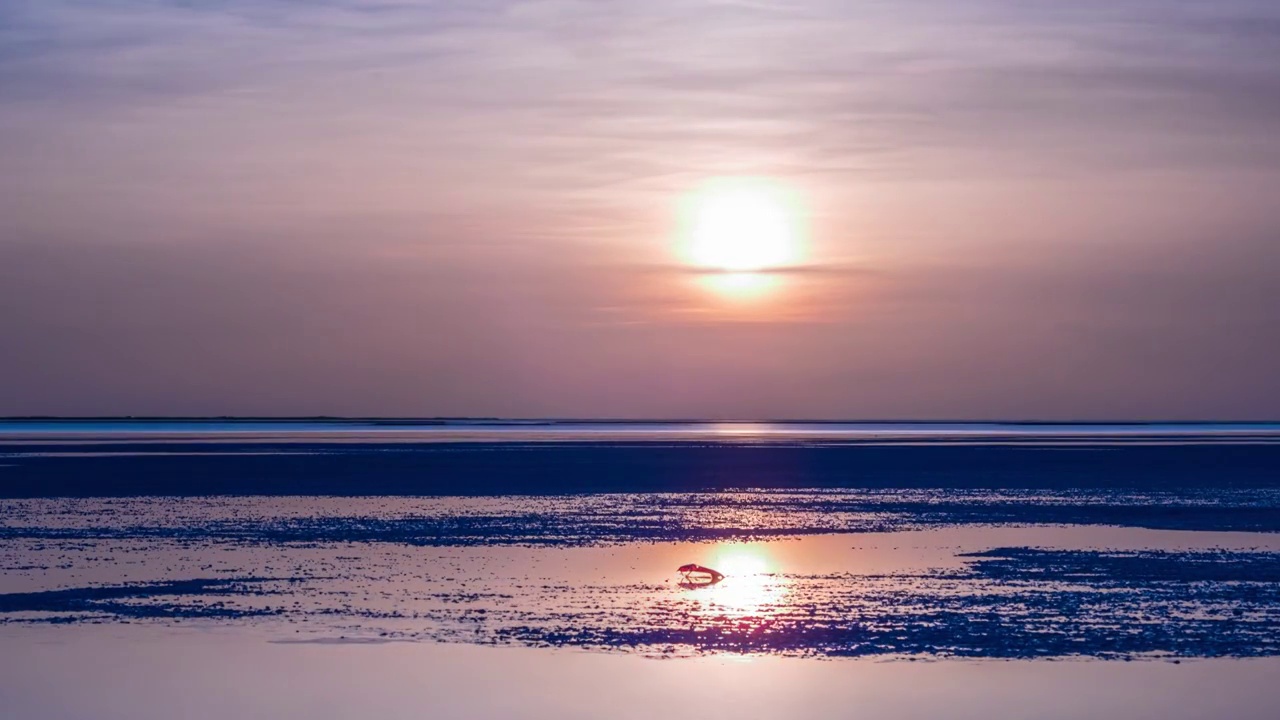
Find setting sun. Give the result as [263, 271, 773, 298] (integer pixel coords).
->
[682, 178, 803, 272]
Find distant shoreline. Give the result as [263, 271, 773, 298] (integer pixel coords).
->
[2, 417, 1278, 425]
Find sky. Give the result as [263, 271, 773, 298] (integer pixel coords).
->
[2, 0, 1279, 419]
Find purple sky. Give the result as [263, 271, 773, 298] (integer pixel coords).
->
[2, 1, 1279, 419]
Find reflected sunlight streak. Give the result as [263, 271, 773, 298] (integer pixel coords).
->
[682, 545, 791, 621]
[707, 422, 782, 437]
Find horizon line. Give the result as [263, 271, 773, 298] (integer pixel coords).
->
[2, 416, 1278, 425]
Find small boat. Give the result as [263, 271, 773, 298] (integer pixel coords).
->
[677, 563, 725, 585]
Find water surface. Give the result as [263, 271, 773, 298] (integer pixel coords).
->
[3, 423, 1279, 718]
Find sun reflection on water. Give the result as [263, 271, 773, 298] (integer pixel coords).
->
[680, 545, 790, 621]
[707, 422, 780, 437]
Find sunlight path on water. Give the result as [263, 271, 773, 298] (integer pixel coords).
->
[680, 544, 791, 621]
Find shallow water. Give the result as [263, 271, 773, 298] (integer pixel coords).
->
[4, 504, 1279, 659]
[4, 418, 1280, 443]
[6, 626, 1279, 720]
[3, 428, 1279, 717]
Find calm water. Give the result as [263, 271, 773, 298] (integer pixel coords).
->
[3, 424, 1279, 718]
[8, 626, 1278, 720]
[4, 419, 1280, 442]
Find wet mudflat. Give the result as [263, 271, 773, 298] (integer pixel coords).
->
[3, 498, 1279, 660]
[4, 427, 1280, 717]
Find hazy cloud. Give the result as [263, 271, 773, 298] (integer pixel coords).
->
[2, 0, 1278, 417]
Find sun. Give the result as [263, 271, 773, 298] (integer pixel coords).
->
[682, 178, 802, 272]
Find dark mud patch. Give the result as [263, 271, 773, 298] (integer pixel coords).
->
[0, 578, 296, 622]
[4, 490, 1279, 550]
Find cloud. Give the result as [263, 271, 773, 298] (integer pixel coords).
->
[1, 1, 1279, 417]
[4, 1, 1280, 181]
